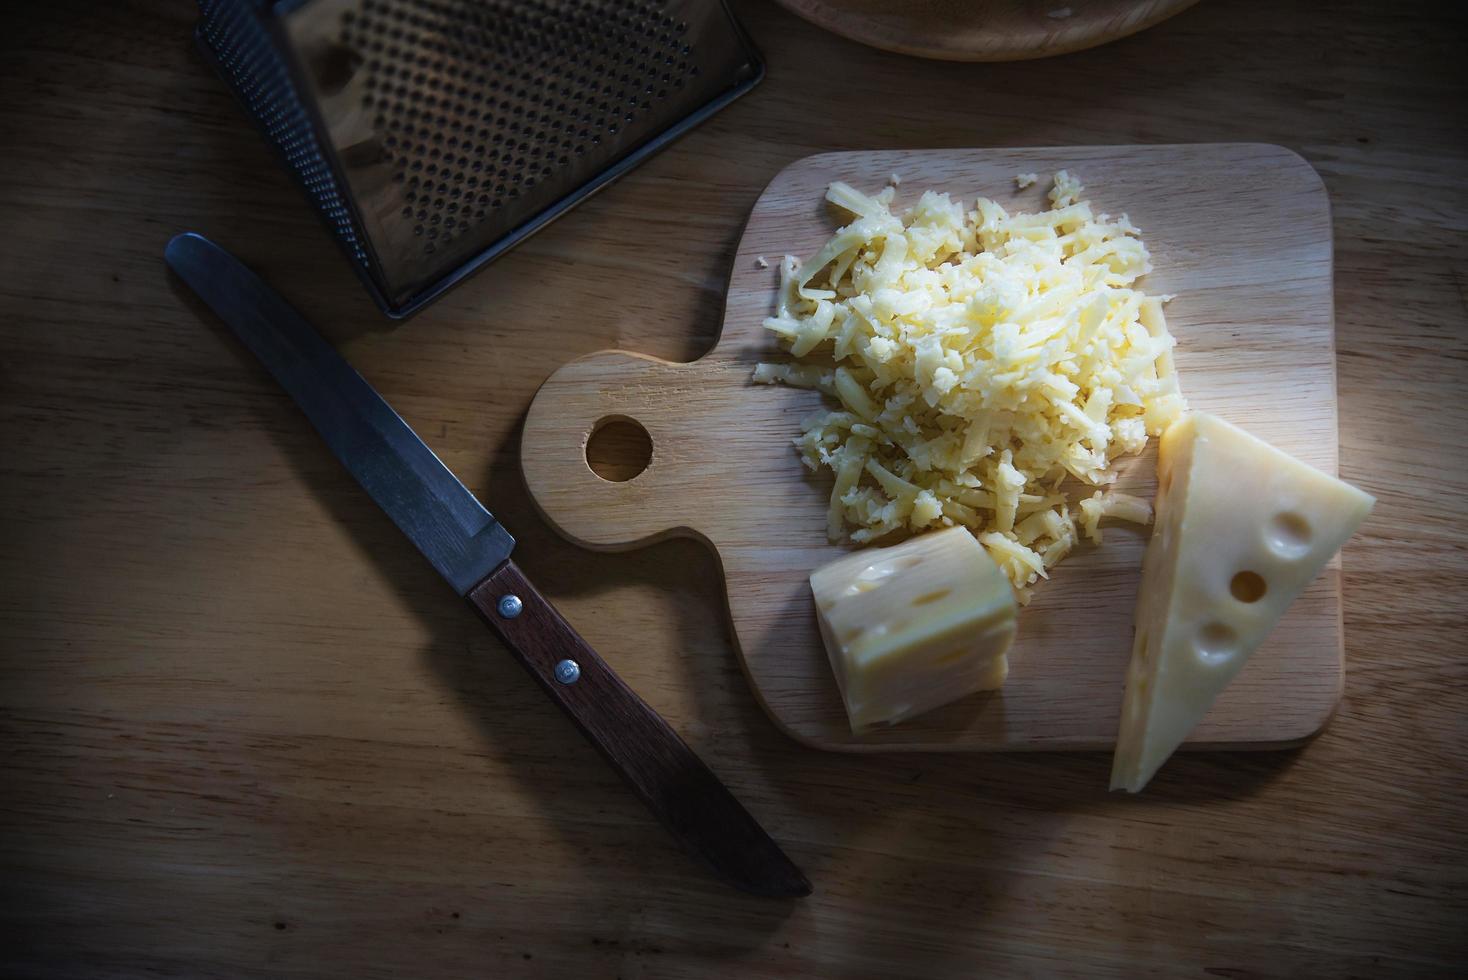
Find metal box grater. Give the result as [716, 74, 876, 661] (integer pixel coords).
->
[196, 0, 764, 317]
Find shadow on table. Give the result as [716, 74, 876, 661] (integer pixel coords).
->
[744, 733, 1305, 978]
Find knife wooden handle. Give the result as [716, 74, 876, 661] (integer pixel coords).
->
[465, 560, 811, 898]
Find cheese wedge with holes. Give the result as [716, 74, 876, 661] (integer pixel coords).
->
[1111, 413, 1374, 792]
[810, 527, 1017, 732]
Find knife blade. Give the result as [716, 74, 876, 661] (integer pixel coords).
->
[165, 232, 810, 899]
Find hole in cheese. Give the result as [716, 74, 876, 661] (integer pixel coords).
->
[585, 417, 652, 483]
[1195, 622, 1239, 665]
[912, 588, 952, 606]
[1267, 511, 1312, 558]
[1229, 570, 1267, 603]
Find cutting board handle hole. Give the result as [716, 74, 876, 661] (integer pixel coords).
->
[585, 416, 652, 483]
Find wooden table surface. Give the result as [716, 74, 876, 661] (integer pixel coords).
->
[2, 1, 1464, 977]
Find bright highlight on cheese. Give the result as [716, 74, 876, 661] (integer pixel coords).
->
[754, 173, 1186, 597]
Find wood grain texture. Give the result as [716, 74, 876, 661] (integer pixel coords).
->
[523, 143, 1343, 751]
[771, 0, 1201, 61]
[2, 0, 1466, 977]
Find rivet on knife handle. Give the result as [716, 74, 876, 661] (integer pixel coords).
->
[468, 560, 811, 898]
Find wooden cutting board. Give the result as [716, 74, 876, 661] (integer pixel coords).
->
[521, 144, 1341, 752]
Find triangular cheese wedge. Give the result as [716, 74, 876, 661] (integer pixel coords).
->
[1111, 413, 1374, 792]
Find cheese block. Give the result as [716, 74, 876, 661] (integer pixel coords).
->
[1111, 413, 1375, 792]
[810, 526, 1017, 732]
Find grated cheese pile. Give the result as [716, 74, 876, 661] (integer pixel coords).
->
[753, 172, 1185, 599]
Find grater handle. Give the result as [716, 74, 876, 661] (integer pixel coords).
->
[522, 350, 722, 552]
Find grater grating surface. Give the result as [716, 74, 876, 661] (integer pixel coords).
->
[197, 0, 763, 317]
[199, 0, 374, 273]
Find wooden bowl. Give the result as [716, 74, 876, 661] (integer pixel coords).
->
[770, 0, 1203, 61]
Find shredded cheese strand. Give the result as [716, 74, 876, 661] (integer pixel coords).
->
[754, 172, 1187, 599]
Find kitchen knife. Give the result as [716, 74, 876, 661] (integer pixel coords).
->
[165, 232, 810, 899]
